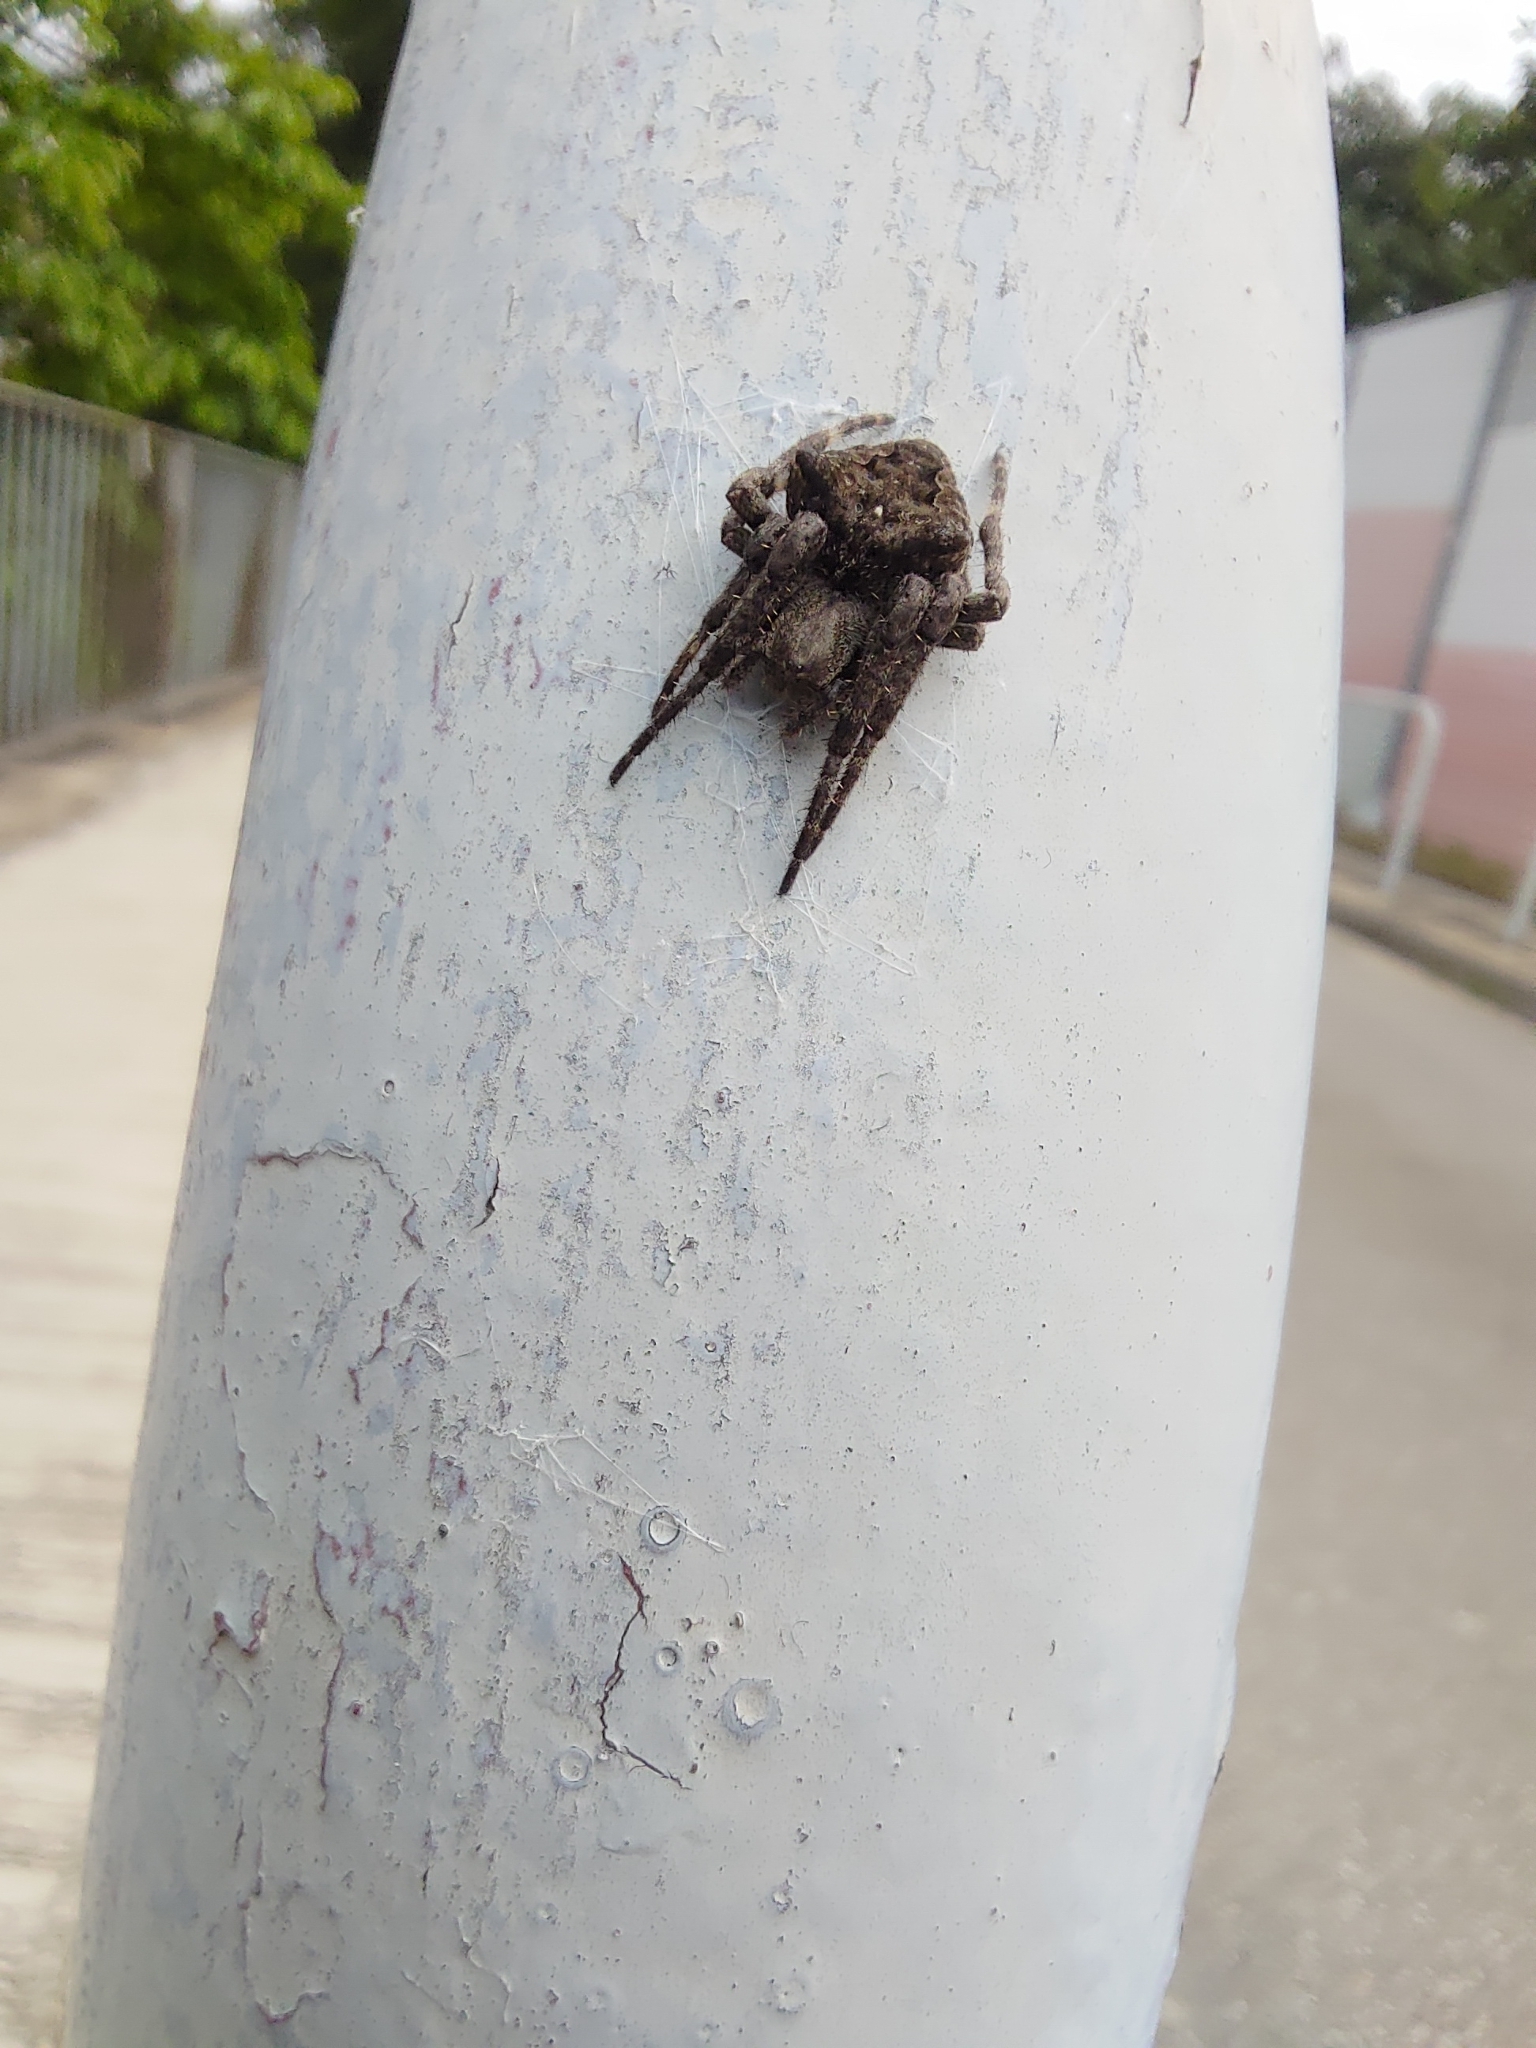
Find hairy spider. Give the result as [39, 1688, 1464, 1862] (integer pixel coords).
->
[609, 415, 1010, 895]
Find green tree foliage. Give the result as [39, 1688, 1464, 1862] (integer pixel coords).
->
[279, 0, 409, 364]
[14, 2, 1528, 456]
[1461, 62, 1536, 285]
[1332, 42, 1536, 327]
[0, 0, 359, 459]
[285, 0, 407, 186]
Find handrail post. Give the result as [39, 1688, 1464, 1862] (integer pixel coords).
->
[1339, 683, 1445, 896]
[1503, 835, 1536, 945]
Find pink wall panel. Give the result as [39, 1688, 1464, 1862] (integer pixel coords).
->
[1342, 507, 1449, 690]
[1420, 644, 1536, 866]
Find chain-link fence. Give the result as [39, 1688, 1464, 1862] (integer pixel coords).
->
[1, 378, 300, 745]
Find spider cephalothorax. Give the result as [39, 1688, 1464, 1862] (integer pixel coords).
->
[609, 415, 1010, 895]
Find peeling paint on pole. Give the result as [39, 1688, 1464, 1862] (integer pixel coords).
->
[71, 2, 1341, 2043]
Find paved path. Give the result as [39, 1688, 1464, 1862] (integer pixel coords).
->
[1330, 841, 1536, 1024]
[1162, 928, 1536, 2047]
[1, 710, 1533, 2044]
[0, 707, 254, 2048]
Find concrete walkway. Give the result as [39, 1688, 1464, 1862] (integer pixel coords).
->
[0, 703, 254, 2048]
[1162, 929, 1536, 2046]
[1, 707, 1533, 2043]
[1330, 841, 1536, 1023]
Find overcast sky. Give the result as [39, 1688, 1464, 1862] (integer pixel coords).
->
[208, 0, 1532, 110]
[1314, 0, 1534, 104]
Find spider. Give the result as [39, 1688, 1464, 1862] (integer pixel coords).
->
[609, 414, 1010, 895]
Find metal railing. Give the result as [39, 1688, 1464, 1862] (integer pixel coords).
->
[1336, 683, 1446, 895]
[1, 379, 300, 745]
[1504, 836, 1536, 945]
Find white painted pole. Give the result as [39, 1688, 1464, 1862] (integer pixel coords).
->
[71, 3, 1341, 2043]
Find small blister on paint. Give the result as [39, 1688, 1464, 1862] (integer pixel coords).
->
[722, 1679, 780, 1740]
[640, 1507, 683, 1553]
[768, 1975, 809, 2014]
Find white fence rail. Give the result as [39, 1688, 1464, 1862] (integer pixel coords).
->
[1337, 682, 1446, 896]
[0, 379, 300, 744]
[1504, 837, 1536, 944]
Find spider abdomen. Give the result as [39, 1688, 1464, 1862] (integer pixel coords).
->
[763, 582, 872, 701]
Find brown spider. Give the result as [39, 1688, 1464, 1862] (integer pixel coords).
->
[609, 415, 1010, 895]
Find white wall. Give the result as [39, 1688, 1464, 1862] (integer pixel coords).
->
[1346, 294, 1507, 513]
[1438, 301, 1536, 651]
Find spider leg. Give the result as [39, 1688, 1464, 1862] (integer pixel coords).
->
[940, 620, 985, 651]
[728, 414, 898, 526]
[615, 418, 895, 799]
[694, 413, 893, 703]
[766, 411, 895, 494]
[776, 573, 934, 895]
[653, 504, 791, 716]
[609, 641, 762, 786]
[612, 513, 829, 786]
[651, 564, 751, 712]
[726, 467, 784, 529]
[777, 641, 929, 896]
[722, 414, 893, 526]
[647, 504, 807, 719]
[917, 570, 967, 645]
[957, 449, 1011, 626]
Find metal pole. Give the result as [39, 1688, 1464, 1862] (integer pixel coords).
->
[71, 4, 1342, 2042]
[1380, 696, 1444, 895]
[1504, 837, 1536, 945]
[1339, 685, 1446, 895]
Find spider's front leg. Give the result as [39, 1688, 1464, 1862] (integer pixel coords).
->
[650, 563, 755, 714]
[610, 513, 829, 788]
[721, 411, 896, 535]
[769, 411, 895, 500]
[676, 415, 896, 696]
[776, 573, 937, 896]
[652, 503, 796, 719]
[945, 449, 1011, 649]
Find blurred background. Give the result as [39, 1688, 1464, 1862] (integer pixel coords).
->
[1, 4, 1533, 2045]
